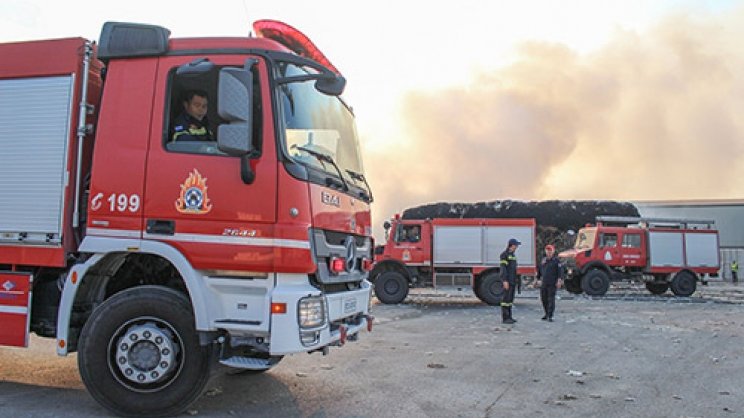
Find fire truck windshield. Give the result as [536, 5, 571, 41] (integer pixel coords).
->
[574, 229, 596, 250]
[279, 63, 368, 198]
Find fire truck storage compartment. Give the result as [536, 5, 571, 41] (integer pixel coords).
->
[484, 226, 535, 267]
[648, 230, 719, 268]
[434, 226, 482, 264]
[432, 224, 535, 267]
[0, 75, 75, 245]
[684, 232, 719, 267]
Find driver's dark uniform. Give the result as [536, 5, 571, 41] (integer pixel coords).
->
[171, 113, 213, 141]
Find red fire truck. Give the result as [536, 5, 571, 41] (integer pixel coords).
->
[0, 20, 374, 416]
[371, 216, 537, 305]
[560, 216, 720, 297]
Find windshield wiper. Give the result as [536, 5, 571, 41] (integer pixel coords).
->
[293, 145, 349, 191]
[345, 169, 374, 203]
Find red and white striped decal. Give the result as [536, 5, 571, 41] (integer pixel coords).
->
[87, 228, 311, 249]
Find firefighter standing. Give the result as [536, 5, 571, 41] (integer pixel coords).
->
[732, 260, 739, 284]
[538, 244, 563, 322]
[500, 238, 521, 324]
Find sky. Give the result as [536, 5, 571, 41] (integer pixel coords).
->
[2, 0, 742, 239]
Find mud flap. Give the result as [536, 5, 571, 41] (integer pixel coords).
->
[0, 272, 33, 347]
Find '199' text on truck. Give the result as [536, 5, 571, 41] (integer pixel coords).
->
[0, 20, 374, 416]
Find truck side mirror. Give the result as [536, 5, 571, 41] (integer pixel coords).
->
[383, 221, 391, 230]
[217, 60, 256, 156]
[315, 75, 346, 96]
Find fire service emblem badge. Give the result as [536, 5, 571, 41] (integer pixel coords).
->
[175, 169, 213, 214]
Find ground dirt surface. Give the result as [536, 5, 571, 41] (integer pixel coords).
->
[1, 282, 743, 417]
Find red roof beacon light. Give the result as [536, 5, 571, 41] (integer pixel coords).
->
[253, 19, 341, 75]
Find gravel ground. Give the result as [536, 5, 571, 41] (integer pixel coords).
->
[1, 282, 743, 417]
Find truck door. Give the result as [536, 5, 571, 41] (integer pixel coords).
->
[142, 55, 278, 272]
[393, 222, 429, 265]
[598, 232, 621, 267]
[619, 232, 644, 268]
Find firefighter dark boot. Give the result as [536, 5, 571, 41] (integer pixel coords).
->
[508, 306, 517, 323]
[502, 306, 515, 324]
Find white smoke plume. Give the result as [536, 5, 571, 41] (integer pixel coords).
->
[363, 10, 744, 237]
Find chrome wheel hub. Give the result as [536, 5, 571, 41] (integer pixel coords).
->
[114, 322, 179, 385]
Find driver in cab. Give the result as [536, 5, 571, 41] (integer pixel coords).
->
[171, 89, 213, 142]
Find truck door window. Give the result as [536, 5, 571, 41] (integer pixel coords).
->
[575, 229, 596, 249]
[164, 64, 261, 156]
[395, 225, 421, 243]
[600, 233, 618, 248]
[622, 233, 641, 248]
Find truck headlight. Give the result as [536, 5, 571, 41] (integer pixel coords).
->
[298, 296, 326, 329]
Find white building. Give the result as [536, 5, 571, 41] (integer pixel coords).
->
[634, 199, 744, 281]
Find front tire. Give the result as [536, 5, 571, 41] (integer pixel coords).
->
[374, 271, 409, 304]
[78, 286, 213, 417]
[476, 273, 503, 306]
[581, 269, 610, 296]
[670, 271, 697, 297]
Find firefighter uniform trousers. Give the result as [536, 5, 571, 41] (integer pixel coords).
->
[540, 286, 557, 319]
[501, 284, 516, 321]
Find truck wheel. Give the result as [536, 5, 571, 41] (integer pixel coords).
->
[564, 278, 583, 294]
[473, 278, 484, 300]
[476, 273, 504, 306]
[581, 270, 610, 296]
[78, 286, 213, 417]
[670, 271, 697, 297]
[645, 282, 669, 295]
[374, 271, 409, 304]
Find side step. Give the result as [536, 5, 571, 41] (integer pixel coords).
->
[219, 356, 278, 370]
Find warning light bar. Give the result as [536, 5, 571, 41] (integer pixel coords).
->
[253, 19, 341, 76]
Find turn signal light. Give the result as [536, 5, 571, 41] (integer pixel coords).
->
[330, 257, 346, 274]
[271, 302, 287, 314]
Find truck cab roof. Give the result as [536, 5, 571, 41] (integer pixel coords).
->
[98, 21, 300, 63]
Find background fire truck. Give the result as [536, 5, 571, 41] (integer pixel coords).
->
[560, 216, 720, 297]
[0, 20, 374, 416]
[371, 217, 536, 305]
